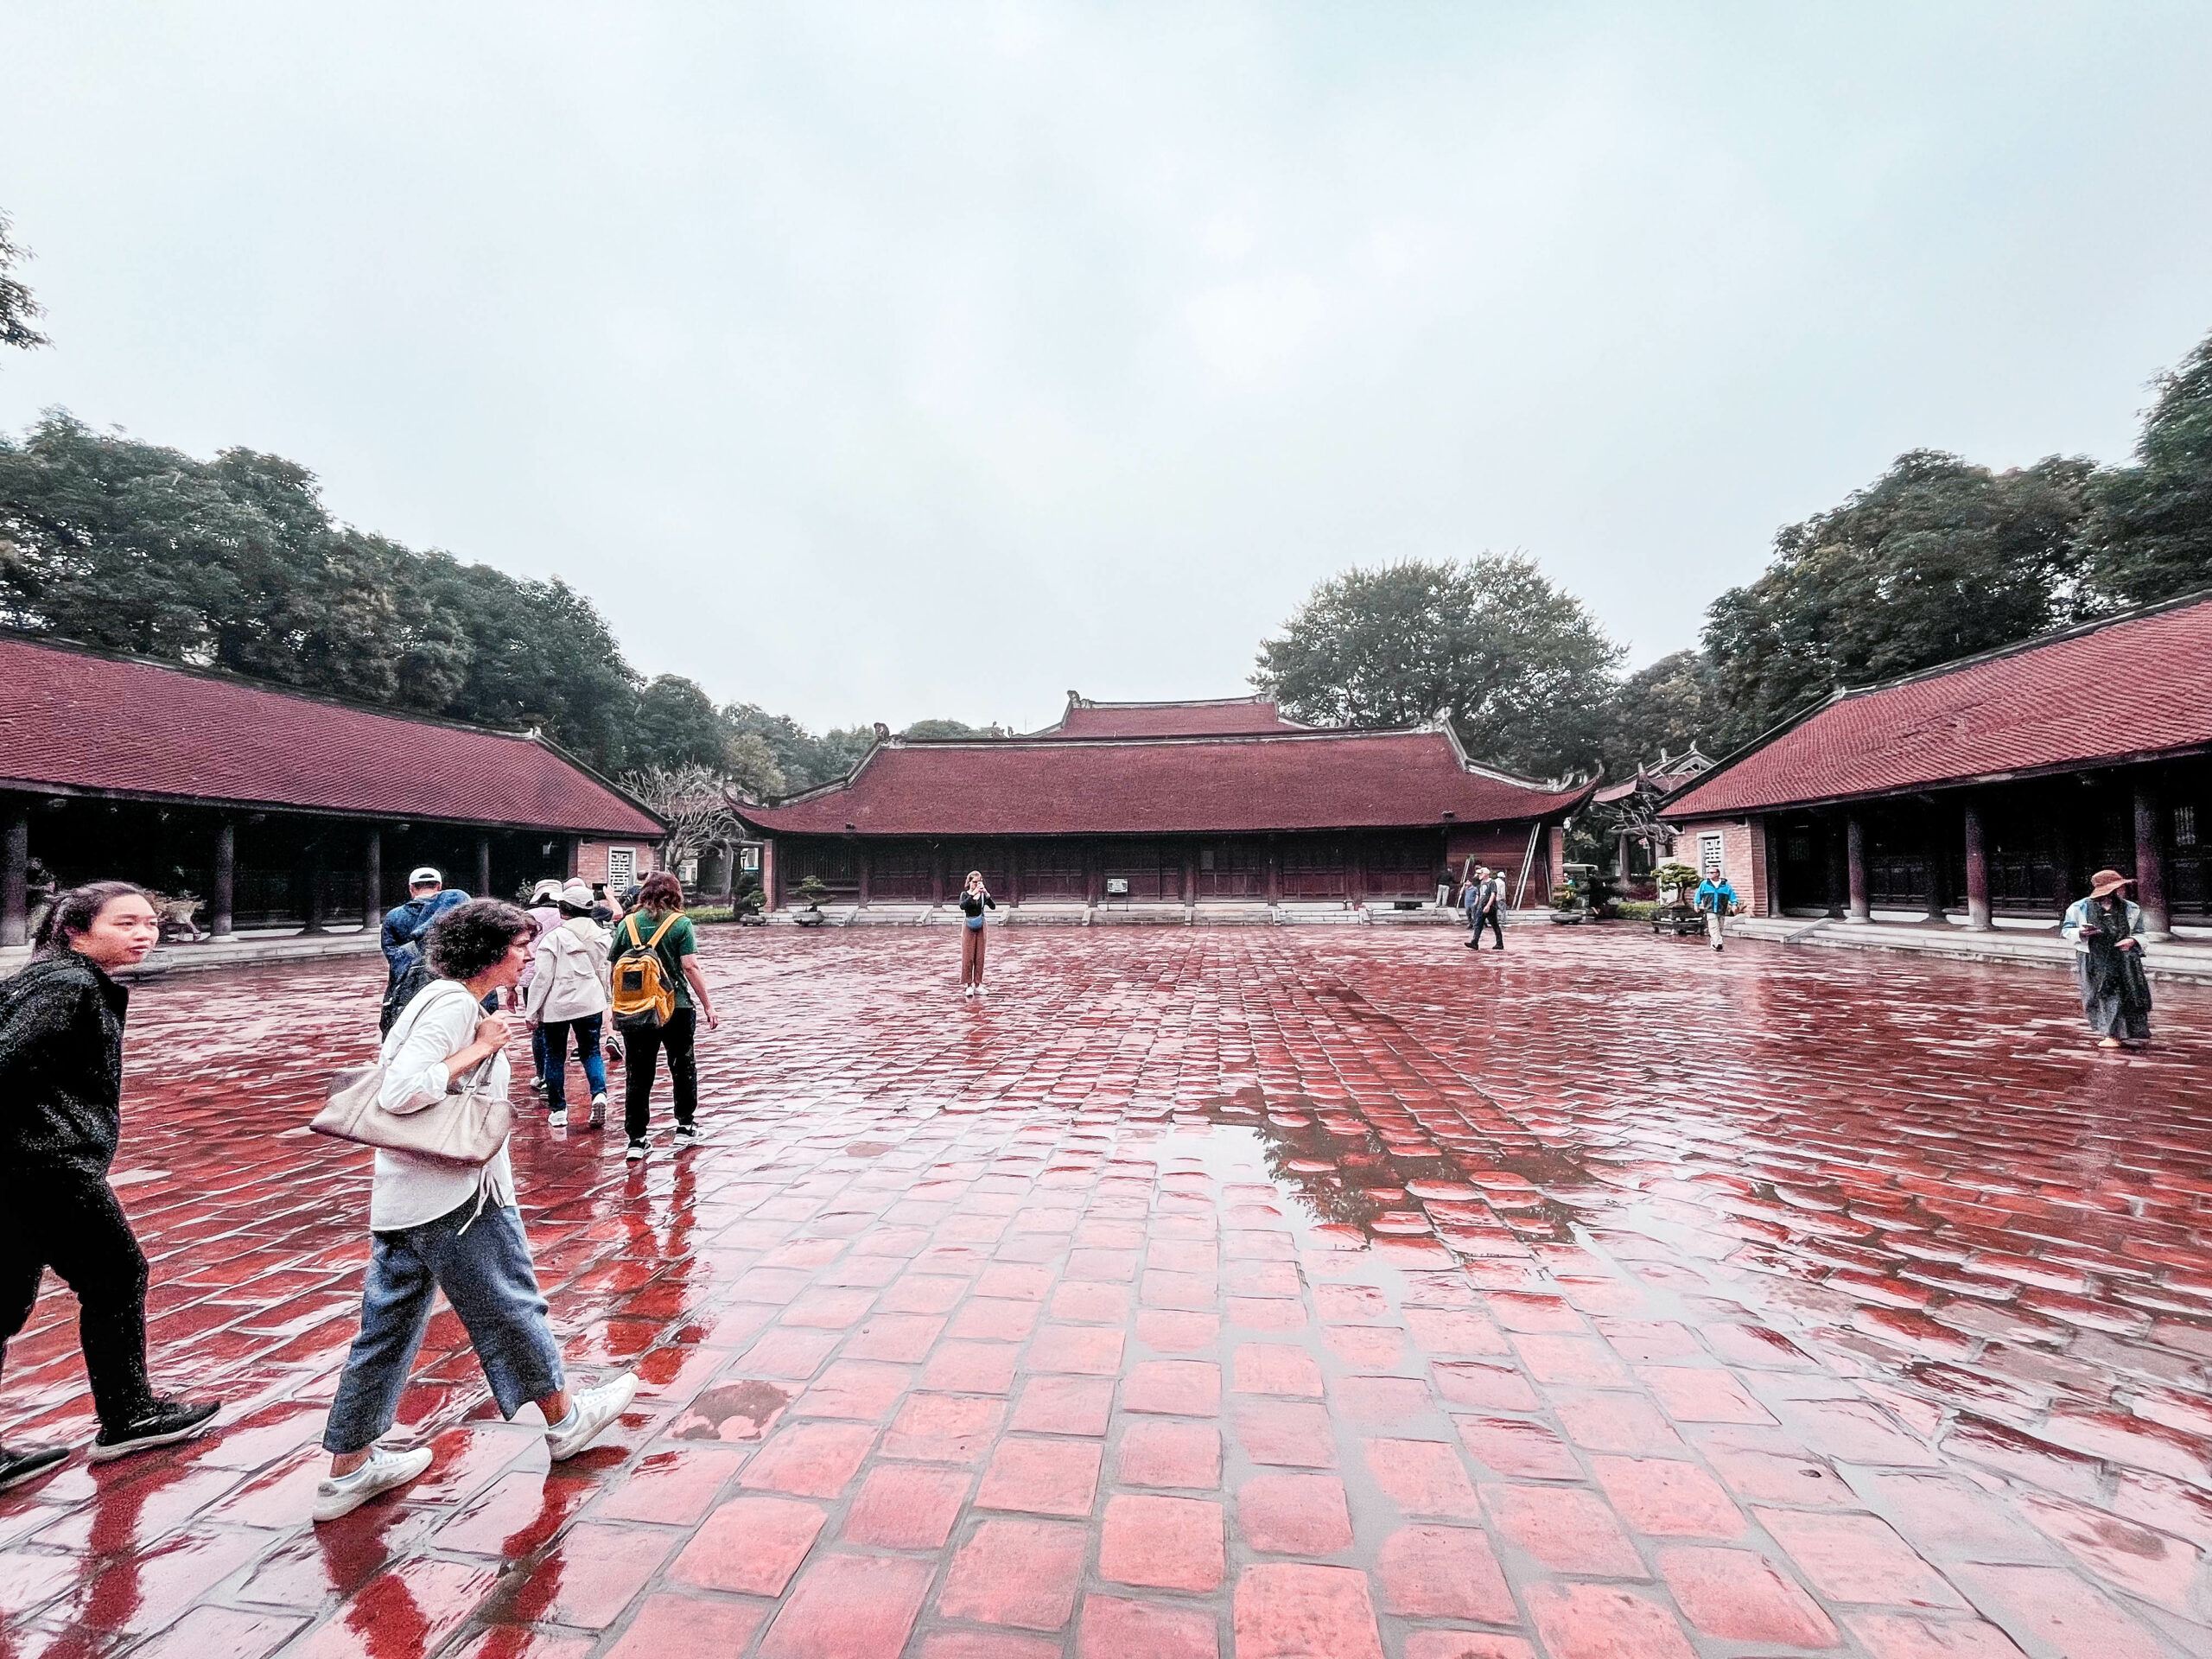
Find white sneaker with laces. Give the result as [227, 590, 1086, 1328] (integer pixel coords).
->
[547, 1373, 639, 1461]
[313, 1445, 434, 1522]
[625, 1139, 647, 1162]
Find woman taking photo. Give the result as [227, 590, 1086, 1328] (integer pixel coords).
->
[2062, 868, 2153, 1048]
[957, 869, 995, 999]
[0, 882, 220, 1492]
[315, 899, 634, 1522]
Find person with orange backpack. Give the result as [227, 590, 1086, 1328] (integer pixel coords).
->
[609, 873, 718, 1162]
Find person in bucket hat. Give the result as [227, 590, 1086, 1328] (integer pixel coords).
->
[2061, 868, 2152, 1048]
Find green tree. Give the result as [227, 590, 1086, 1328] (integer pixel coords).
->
[627, 674, 729, 769]
[0, 210, 48, 353]
[1699, 450, 2093, 745]
[721, 731, 787, 799]
[1599, 650, 1719, 776]
[2082, 328, 2212, 609]
[721, 702, 874, 791]
[1253, 556, 1621, 777]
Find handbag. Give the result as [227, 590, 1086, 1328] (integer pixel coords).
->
[312, 983, 515, 1166]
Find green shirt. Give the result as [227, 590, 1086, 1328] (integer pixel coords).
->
[620, 910, 698, 1011]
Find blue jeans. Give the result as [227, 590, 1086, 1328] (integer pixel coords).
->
[321, 1199, 565, 1453]
[541, 1013, 607, 1110]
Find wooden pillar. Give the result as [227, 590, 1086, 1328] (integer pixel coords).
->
[2050, 809, 2077, 919]
[2, 805, 28, 949]
[1823, 817, 1847, 919]
[1921, 814, 1947, 924]
[857, 846, 872, 907]
[1265, 836, 1281, 905]
[1085, 841, 1102, 906]
[1962, 798, 1993, 931]
[764, 840, 780, 911]
[1181, 845, 1195, 905]
[1348, 838, 1366, 909]
[566, 836, 582, 880]
[212, 820, 236, 939]
[475, 834, 493, 898]
[1846, 815, 1871, 923]
[1008, 845, 1023, 909]
[930, 848, 944, 906]
[301, 838, 327, 935]
[363, 828, 383, 929]
[2135, 779, 2172, 940]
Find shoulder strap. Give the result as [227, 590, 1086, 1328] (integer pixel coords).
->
[621, 914, 644, 951]
[645, 912, 681, 948]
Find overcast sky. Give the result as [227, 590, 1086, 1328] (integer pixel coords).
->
[4, 3, 2209, 732]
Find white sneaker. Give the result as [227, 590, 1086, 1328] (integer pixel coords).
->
[673, 1123, 699, 1148]
[547, 1373, 638, 1461]
[625, 1139, 648, 1162]
[313, 1445, 433, 1522]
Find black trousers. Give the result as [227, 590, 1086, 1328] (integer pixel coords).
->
[622, 1007, 698, 1140]
[1471, 907, 1503, 948]
[0, 1169, 156, 1429]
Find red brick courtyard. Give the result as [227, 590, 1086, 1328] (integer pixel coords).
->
[3, 925, 2210, 1658]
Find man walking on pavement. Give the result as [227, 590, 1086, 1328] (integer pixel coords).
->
[1694, 868, 1739, 950]
[380, 867, 469, 1033]
[1464, 865, 1505, 951]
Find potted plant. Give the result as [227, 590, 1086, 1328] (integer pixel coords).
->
[791, 874, 830, 926]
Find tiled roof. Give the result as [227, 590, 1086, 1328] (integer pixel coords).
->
[1039, 696, 1308, 738]
[0, 632, 664, 836]
[740, 728, 1589, 837]
[1666, 594, 2212, 817]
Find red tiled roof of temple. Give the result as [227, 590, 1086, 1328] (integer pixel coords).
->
[0, 632, 664, 836]
[1665, 593, 2212, 817]
[1035, 694, 1309, 738]
[740, 726, 1590, 837]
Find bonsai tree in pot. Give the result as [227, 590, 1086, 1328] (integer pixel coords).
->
[1655, 861, 1700, 906]
[791, 874, 831, 926]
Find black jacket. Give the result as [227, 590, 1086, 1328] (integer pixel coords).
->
[0, 950, 131, 1177]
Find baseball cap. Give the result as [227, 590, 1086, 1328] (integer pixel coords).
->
[408, 866, 442, 887]
[560, 880, 594, 908]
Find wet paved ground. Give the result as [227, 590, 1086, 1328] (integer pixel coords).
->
[3, 925, 2211, 1658]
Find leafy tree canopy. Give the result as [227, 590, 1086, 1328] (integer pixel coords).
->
[1697, 449, 2094, 747]
[0, 209, 47, 353]
[1253, 555, 1621, 779]
[2082, 329, 2212, 609]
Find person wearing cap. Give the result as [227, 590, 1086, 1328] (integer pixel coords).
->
[2062, 868, 2152, 1047]
[524, 881, 613, 1128]
[378, 868, 471, 1034]
[1462, 865, 1503, 950]
[517, 880, 566, 1096]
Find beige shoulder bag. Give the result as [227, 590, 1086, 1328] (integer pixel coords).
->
[311, 983, 515, 1166]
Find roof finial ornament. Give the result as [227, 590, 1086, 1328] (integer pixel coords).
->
[873, 721, 890, 741]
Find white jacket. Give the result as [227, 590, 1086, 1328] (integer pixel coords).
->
[524, 916, 612, 1022]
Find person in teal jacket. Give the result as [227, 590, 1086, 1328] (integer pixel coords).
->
[1694, 873, 1738, 951]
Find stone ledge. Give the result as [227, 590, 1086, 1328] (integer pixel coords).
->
[0, 929, 384, 980]
[1724, 915, 2212, 985]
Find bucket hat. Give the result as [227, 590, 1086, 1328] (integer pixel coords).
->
[2088, 868, 2133, 899]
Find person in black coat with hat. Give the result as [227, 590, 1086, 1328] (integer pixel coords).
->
[0, 881, 221, 1491]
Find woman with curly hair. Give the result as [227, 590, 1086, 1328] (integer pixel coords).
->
[0, 882, 222, 1493]
[314, 899, 635, 1521]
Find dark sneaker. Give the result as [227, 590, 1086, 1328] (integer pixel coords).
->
[89, 1399, 221, 1462]
[673, 1123, 699, 1148]
[0, 1444, 69, 1492]
[625, 1139, 648, 1162]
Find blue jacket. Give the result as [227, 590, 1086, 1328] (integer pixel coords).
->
[1694, 877, 1738, 914]
[380, 889, 468, 977]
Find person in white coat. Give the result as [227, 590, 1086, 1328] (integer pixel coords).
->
[525, 881, 613, 1128]
[313, 899, 635, 1522]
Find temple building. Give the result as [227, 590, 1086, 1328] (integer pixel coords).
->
[1661, 592, 2212, 936]
[735, 693, 1593, 912]
[0, 631, 665, 946]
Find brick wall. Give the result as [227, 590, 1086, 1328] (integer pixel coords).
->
[575, 838, 658, 890]
[1668, 817, 1768, 914]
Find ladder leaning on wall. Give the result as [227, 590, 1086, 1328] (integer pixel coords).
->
[1510, 823, 1543, 909]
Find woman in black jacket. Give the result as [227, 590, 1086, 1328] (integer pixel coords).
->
[0, 882, 221, 1491]
[957, 870, 996, 999]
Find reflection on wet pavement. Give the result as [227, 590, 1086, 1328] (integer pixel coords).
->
[2, 925, 2209, 1656]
